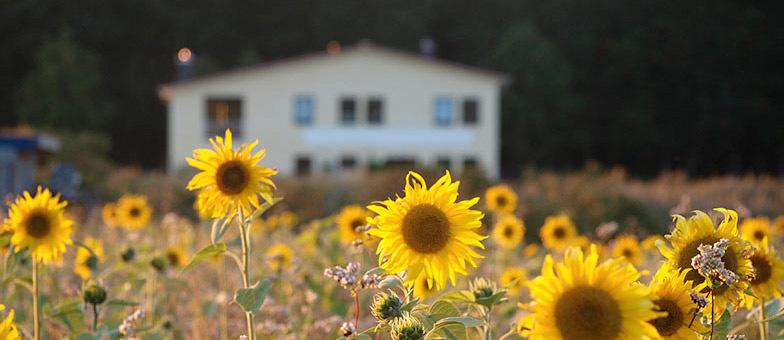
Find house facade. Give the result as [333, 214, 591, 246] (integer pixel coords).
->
[160, 42, 507, 179]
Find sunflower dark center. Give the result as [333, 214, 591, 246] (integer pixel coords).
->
[678, 236, 738, 295]
[503, 226, 514, 237]
[555, 286, 622, 340]
[217, 161, 250, 195]
[351, 219, 365, 232]
[166, 251, 181, 266]
[649, 298, 684, 336]
[496, 196, 508, 207]
[553, 227, 566, 239]
[622, 249, 633, 258]
[401, 204, 451, 254]
[130, 207, 141, 217]
[750, 254, 772, 285]
[26, 213, 51, 239]
[85, 256, 99, 269]
[753, 230, 765, 241]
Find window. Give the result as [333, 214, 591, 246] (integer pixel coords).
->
[436, 157, 451, 170]
[463, 99, 479, 124]
[434, 96, 454, 126]
[206, 98, 242, 137]
[463, 157, 478, 171]
[341, 156, 357, 170]
[294, 95, 315, 125]
[340, 98, 356, 124]
[386, 157, 416, 169]
[367, 98, 383, 124]
[296, 156, 312, 176]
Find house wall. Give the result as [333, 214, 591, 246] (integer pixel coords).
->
[167, 47, 502, 179]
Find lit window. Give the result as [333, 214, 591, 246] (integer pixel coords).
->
[367, 98, 383, 124]
[340, 98, 356, 124]
[206, 98, 242, 137]
[435, 96, 454, 126]
[294, 95, 315, 125]
[463, 99, 479, 124]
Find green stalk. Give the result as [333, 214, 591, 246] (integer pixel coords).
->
[92, 303, 99, 332]
[759, 297, 767, 340]
[238, 209, 256, 340]
[32, 258, 40, 340]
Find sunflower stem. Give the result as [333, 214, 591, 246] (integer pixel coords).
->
[354, 291, 360, 337]
[709, 290, 714, 340]
[238, 208, 256, 340]
[482, 306, 492, 340]
[759, 297, 767, 340]
[32, 258, 40, 340]
[92, 303, 99, 332]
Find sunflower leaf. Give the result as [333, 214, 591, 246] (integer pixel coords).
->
[439, 291, 475, 304]
[428, 300, 460, 320]
[234, 279, 272, 313]
[712, 309, 731, 340]
[433, 316, 484, 327]
[246, 197, 283, 223]
[181, 243, 227, 273]
[211, 215, 234, 245]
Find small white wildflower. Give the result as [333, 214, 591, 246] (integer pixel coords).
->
[689, 291, 708, 309]
[340, 322, 355, 337]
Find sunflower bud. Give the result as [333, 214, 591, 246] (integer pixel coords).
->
[83, 284, 107, 305]
[390, 314, 425, 340]
[470, 277, 497, 300]
[121, 247, 135, 262]
[151, 256, 166, 272]
[371, 291, 403, 322]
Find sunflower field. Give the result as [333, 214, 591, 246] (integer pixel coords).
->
[2, 130, 784, 340]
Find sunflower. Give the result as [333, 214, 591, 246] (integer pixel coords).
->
[492, 215, 525, 249]
[539, 215, 578, 251]
[101, 203, 119, 227]
[612, 235, 642, 265]
[646, 268, 707, 339]
[500, 266, 527, 295]
[367, 171, 485, 290]
[743, 237, 784, 308]
[74, 237, 105, 280]
[165, 247, 186, 268]
[484, 184, 517, 214]
[0, 304, 21, 340]
[3, 187, 73, 263]
[116, 195, 151, 229]
[280, 211, 298, 227]
[336, 205, 372, 244]
[740, 216, 773, 246]
[657, 208, 754, 312]
[523, 243, 540, 257]
[523, 246, 661, 340]
[187, 129, 278, 219]
[412, 272, 438, 300]
[265, 243, 293, 271]
[642, 235, 665, 251]
[773, 215, 784, 233]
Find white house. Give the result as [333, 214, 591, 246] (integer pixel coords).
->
[159, 42, 508, 179]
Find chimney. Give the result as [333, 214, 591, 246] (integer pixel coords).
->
[175, 47, 194, 81]
[418, 37, 437, 59]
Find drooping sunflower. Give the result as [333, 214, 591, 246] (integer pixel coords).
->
[0, 304, 21, 340]
[523, 246, 661, 340]
[3, 186, 73, 263]
[500, 266, 527, 295]
[265, 243, 293, 271]
[740, 216, 773, 246]
[646, 268, 707, 340]
[187, 129, 278, 219]
[101, 203, 119, 227]
[611, 235, 642, 265]
[484, 184, 518, 214]
[743, 237, 784, 308]
[492, 215, 525, 249]
[116, 195, 151, 229]
[367, 171, 486, 290]
[657, 208, 754, 312]
[74, 237, 105, 280]
[412, 272, 438, 300]
[336, 205, 371, 244]
[539, 215, 578, 251]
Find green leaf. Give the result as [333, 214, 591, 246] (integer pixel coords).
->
[439, 291, 475, 304]
[234, 279, 272, 313]
[379, 275, 404, 289]
[475, 291, 507, 309]
[426, 323, 466, 340]
[211, 216, 234, 245]
[433, 317, 485, 327]
[744, 287, 760, 300]
[246, 197, 283, 222]
[181, 243, 227, 273]
[0, 233, 10, 248]
[429, 300, 460, 320]
[711, 309, 731, 340]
